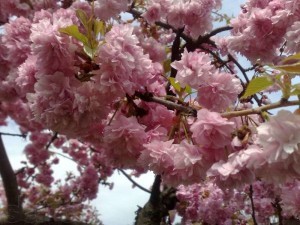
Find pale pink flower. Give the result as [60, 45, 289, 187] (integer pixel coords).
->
[183, 0, 214, 38]
[142, 2, 162, 24]
[171, 49, 214, 89]
[190, 109, 235, 149]
[166, 1, 186, 29]
[285, 21, 300, 53]
[280, 180, 300, 218]
[138, 102, 175, 130]
[197, 72, 242, 112]
[171, 141, 208, 185]
[0, 0, 30, 24]
[102, 114, 148, 169]
[207, 149, 258, 187]
[16, 55, 37, 98]
[97, 24, 160, 97]
[94, 0, 128, 21]
[227, 1, 292, 63]
[140, 37, 166, 62]
[79, 165, 99, 200]
[139, 139, 175, 175]
[257, 110, 300, 163]
[30, 17, 76, 75]
[2, 17, 32, 67]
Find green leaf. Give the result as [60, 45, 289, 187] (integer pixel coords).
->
[273, 63, 300, 74]
[242, 76, 274, 99]
[281, 52, 300, 63]
[59, 25, 88, 45]
[290, 84, 300, 96]
[163, 59, 171, 73]
[185, 85, 192, 94]
[83, 45, 95, 59]
[76, 9, 88, 29]
[94, 20, 106, 36]
[168, 77, 182, 92]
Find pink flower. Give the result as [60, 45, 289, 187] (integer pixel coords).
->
[142, 2, 162, 24]
[190, 109, 235, 149]
[0, 0, 30, 24]
[94, 0, 128, 21]
[102, 114, 148, 169]
[15, 55, 37, 98]
[183, 0, 214, 38]
[139, 139, 175, 175]
[257, 110, 300, 163]
[281, 180, 300, 218]
[197, 71, 242, 112]
[96, 24, 160, 97]
[285, 21, 300, 53]
[171, 49, 214, 89]
[79, 165, 99, 200]
[2, 17, 32, 67]
[166, 1, 186, 29]
[30, 9, 78, 75]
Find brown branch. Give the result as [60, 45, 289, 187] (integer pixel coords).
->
[0, 132, 26, 138]
[136, 92, 197, 117]
[137, 92, 300, 119]
[222, 99, 300, 118]
[0, 135, 24, 223]
[195, 26, 233, 45]
[135, 175, 167, 225]
[249, 185, 258, 225]
[272, 197, 283, 225]
[118, 169, 151, 194]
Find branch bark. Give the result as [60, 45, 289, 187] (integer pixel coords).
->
[0, 135, 25, 224]
[135, 176, 177, 225]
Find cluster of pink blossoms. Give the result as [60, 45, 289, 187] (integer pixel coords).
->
[2, 0, 300, 224]
[227, 0, 300, 62]
[171, 49, 243, 112]
[143, 0, 221, 38]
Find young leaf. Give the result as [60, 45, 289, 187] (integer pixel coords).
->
[59, 25, 88, 45]
[281, 52, 300, 63]
[94, 20, 106, 36]
[273, 63, 300, 74]
[241, 76, 274, 99]
[290, 84, 300, 96]
[185, 85, 192, 94]
[163, 59, 171, 73]
[83, 45, 95, 59]
[168, 77, 182, 92]
[76, 9, 88, 29]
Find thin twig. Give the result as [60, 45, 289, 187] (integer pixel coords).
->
[222, 99, 300, 118]
[272, 197, 283, 225]
[118, 169, 151, 194]
[0, 132, 26, 138]
[249, 185, 258, 225]
[45, 132, 58, 149]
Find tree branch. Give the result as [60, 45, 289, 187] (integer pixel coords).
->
[249, 185, 258, 225]
[222, 99, 300, 118]
[0, 135, 24, 223]
[118, 169, 151, 194]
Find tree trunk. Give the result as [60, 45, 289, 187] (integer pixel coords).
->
[0, 135, 25, 224]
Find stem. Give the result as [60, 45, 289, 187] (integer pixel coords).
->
[0, 132, 26, 138]
[0, 135, 24, 223]
[118, 169, 151, 194]
[136, 92, 197, 117]
[222, 99, 300, 118]
[249, 185, 258, 225]
[272, 197, 283, 225]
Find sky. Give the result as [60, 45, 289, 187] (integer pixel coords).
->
[0, 1, 254, 225]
